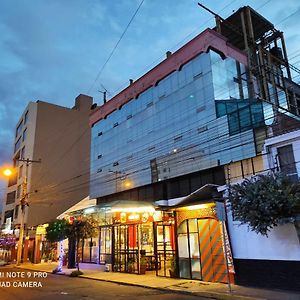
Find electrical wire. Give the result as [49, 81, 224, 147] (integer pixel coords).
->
[87, 0, 145, 94]
[2, 2, 300, 209]
[24, 56, 300, 198]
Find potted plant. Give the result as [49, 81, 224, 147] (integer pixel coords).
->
[168, 256, 177, 278]
[127, 258, 135, 273]
[140, 256, 147, 275]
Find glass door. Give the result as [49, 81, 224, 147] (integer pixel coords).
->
[82, 237, 99, 263]
[177, 218, 228, 283]
[99, 226, 112, 265]
[113, 224, 138, 273]
[155, 222, 176, 277]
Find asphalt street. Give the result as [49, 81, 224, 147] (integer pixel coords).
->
[0, 267, 211, 300]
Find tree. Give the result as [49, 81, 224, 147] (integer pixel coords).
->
[227, 173, 300, 237]
[46, 219, 69, 243]
[67, 216, 99, 271]
[46, 219, 69, 272]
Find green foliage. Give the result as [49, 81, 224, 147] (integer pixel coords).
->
[67, 216, 99, 242]
[228, 173, 300, 236]
[69, 270, 83, 277]
[46, 219, 69, 243]
[67, 216, 99, 271]
[169, 256, 176, 272]
[140, 256, 148, 266]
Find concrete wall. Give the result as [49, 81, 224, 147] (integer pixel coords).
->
[1, 94, 93, 228]
[1, 101, 38, 226]
[227, 210, 300, 261]
[27, 94, 92, 226]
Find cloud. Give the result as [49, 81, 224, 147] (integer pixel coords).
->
[1, 0, 300, 211]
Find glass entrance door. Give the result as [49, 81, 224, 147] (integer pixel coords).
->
[177, 219, 201, 279]
[113, 224, 138, 273]
[99, 226, 112, 265]
[82, 237, 99, 263]
[155, 222, 176, 277]
[177, 218, 228, 283]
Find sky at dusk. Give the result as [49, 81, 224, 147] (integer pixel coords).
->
[1, 0, 300, 208]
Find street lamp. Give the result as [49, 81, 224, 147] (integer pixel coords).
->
[2, 159, 41, 265]
[3, 168, 13, 177]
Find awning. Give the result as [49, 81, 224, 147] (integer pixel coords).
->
[57, 196, 97, 219]
[97, 200, 156, 213]
[155, 184, 222, 208]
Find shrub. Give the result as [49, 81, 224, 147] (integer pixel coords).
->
[69, 270, 84, 277]
[228, 173, 300, 236]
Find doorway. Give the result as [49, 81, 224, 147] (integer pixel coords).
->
[177, 218, 228, 283]
[155, 222, 176, 277]
[113, 224, 139, 273]
[82, 237, 99, 263]
[99, 226, 112, 265]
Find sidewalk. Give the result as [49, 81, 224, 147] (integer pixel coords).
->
[15, 262, 300, 300]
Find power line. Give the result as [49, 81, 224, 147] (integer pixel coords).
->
[30, 109, 300, 200]
[275, 7, 300, 26]
[109, 0, 240, 97]
[30, 53, 300, 195]
[87, 0, 145, 94]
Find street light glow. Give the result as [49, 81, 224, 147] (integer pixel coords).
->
[2, 168, 13, 177]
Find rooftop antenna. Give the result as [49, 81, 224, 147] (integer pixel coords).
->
[98, 84, 111, 105]
[197, 3, 224, 33]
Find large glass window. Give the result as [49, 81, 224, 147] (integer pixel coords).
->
[211, 51, 247, 101]
[90, 50, 257, 199]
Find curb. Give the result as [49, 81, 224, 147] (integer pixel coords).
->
[16, 265, 265, 300]
[80, 274, 265, 300]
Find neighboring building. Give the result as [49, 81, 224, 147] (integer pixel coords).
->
[263, 129, 300, 180]
[225, 128, 300, 291]
[1, 94, 93, 262]
[86, 6, 300, 289]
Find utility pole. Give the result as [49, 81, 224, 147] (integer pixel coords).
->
[16, 158, 41, 265]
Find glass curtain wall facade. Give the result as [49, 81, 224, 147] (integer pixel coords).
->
[91, 49, 266, 199]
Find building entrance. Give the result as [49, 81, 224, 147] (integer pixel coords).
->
[113, 222, 155, 274]
[177, 218, 228, 283]
[82, 237, 99, 263]
[113, 224, 139, 273]
[99, 226, 112, 265]
[155, 222, 176, 277]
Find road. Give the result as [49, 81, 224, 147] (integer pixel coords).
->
[0, 267, 210, 300]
